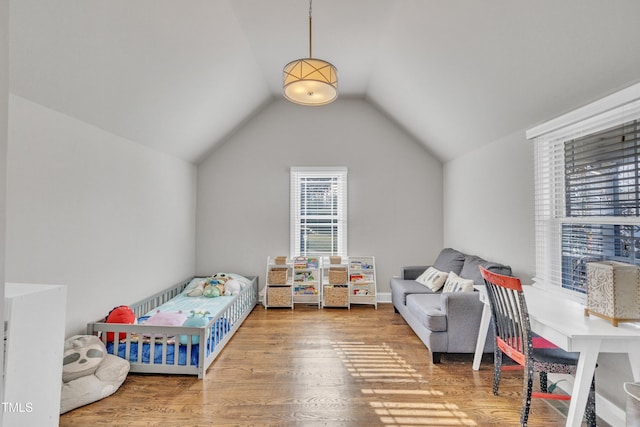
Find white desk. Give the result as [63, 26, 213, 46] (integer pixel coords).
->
[472, 284, 640, 427]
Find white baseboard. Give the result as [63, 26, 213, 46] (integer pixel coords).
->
[376, 292, 391, 303]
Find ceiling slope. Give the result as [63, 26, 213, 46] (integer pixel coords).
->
[366, 0, 640, 161]
[9, 0, 640, 163]
[10, 0, 271, 163]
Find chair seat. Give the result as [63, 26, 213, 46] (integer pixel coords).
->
[531, 333, 580, 372]
[532, 347, 579, 375]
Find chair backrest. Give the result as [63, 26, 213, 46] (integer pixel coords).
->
[479, 266, 532, 367]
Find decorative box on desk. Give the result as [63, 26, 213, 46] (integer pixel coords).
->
[586, 261, 640, 326]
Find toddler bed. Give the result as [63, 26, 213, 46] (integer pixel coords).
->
[87, 274, 258, 379]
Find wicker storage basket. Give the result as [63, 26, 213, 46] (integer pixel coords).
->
[274, 256, 287, 265]
[329, 256, 342, 264]
[268, 286, 292, 306]
[324, 285, 348, 306]
[268, 268, 288, 285]
[329, 268, 347, 284]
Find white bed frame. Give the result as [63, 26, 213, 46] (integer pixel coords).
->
[87, 275, 258, 379]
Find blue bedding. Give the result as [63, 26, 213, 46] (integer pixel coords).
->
[103, 274, 254, 368]
[106, 317, 230, 367]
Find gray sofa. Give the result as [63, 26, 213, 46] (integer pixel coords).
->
[390, 248, 512, 363]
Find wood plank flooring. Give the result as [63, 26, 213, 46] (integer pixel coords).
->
[60, 303, 579, 426]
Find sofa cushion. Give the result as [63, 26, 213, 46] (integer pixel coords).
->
[460, 255, 512, 286]
[433, 248, 466, 275]
[406, 294, 447, 332]
[390, 278, 435, 306]
[442, 271, 475, 293]
[415, 267, 448, 292]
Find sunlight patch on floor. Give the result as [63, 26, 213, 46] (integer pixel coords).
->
[365, 391, 477, 426]
[361, 389, 445, 397]
[332, 341, 424, 382]
[332, 341, 477, 426]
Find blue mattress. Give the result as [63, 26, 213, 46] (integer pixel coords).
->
[103, 274, 254, 368]
[106, 317, 230, 367]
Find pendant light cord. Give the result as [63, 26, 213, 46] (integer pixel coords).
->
[308, 0, 313, 58]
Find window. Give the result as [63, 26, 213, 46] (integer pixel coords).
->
[561, 124, 640, 292]
[290, 167, 347, 257]
[528, 83, 640, 297]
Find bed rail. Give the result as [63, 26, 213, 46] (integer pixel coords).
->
[87, 275, 258, 379]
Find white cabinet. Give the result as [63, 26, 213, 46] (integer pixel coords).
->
[349, 256, 377, 308]
[4, 283, 67, 427]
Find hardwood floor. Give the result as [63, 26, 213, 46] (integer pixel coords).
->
[60, 303, 578, 426]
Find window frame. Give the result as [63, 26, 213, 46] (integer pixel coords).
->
[290, 166, 348, 258]
[527, 83, 640, 301]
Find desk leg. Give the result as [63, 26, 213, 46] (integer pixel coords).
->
[565, 341, 600, 427]
[472, 304, 491, 371]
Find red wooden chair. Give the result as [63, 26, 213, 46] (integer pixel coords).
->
[479, 266, 596, 426]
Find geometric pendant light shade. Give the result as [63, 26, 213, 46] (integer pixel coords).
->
[283, 58, 337, 106]
[282, 0, 338, 106]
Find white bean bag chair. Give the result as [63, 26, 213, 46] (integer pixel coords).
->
[60, 335, 130, 414]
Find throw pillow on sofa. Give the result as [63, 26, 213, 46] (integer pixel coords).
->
[416, 267, 449, 292]
[442, 271, 474, 293]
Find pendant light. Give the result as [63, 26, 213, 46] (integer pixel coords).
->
[282, 0, 337, 106]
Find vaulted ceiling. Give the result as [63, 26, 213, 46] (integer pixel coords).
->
[9, 0, 640, 163]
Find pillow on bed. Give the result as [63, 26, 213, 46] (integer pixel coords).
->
[183, 274, 251, 297]
[231, 274, 251, 288]
[142, 310, 187, 327]
[185, 281, 206, 297]
[183, 278, 207, 293]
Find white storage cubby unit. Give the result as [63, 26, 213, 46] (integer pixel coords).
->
[322, 257, 350, 308]
[292, 256, 321, 308]
[265, 256, 293, 309]
[265, 256, 377, 310]
[348, 256, 377, 309]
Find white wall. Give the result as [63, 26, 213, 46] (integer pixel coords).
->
[196, 98, 443, 295]
[6, 95, 197, 336]
[443, 129, 632, 422]
[443, 130, 535, 280]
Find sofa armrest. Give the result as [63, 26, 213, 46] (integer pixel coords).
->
[439, 291, 481, 316]
[439, 291, 486, 354]
[401, 265, 429, 280]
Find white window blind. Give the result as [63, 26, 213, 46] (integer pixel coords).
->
[529, 85, 640, 297]
[290, 167, 347, 257]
